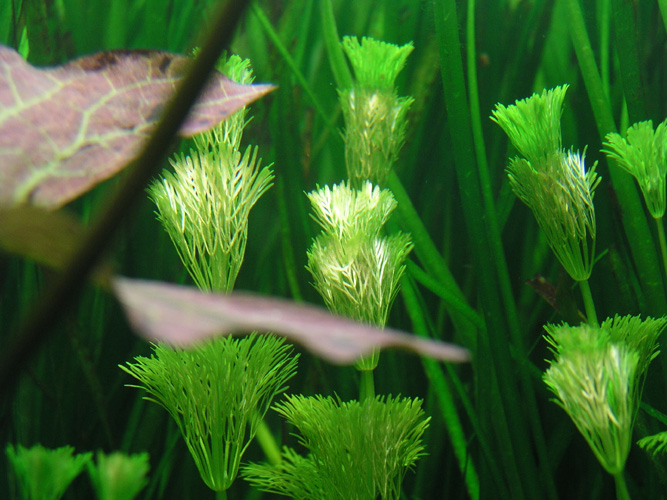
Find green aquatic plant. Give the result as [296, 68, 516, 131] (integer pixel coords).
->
[7, 1, 667, 498]
[242, 394, 429, 500]
[505, 148, 600, 283]
[542, 315, 665, 500]
[121, 334, 298, 495]
[339, 36, 414, 187]
[148, 55, 273, 292]
[493, 86, 601, 326]
[87, 451, 150, 500]
[637, 431, 667, 458]
[6, 444, 91, 500]
[603, 120, 667, 220]
[543, 324, 636, 498]
[306, 181, 413, 374]
[603, 120, 667, 278]
[148, 145, 271, 292]
[491, 85, 568, 167]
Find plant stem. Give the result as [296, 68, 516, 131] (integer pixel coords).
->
[359, 369, 375, 402]
[216, 489, 227, 500]
[579, 279, 599, 328]
[253, 419, 282, 466]
[655, 217, 667, 287]
[614, 471, 631, 500]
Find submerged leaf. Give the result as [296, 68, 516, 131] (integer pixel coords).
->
[112, 276, 470, 365]
[0, 206, 112, 286]
[0, 45, 274, 208]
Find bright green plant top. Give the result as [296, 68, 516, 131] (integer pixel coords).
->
[147, 54, 272, 292]
[599, 314, 665, 385]
[637, 431, 667, 458]
[148, 145, 272, 292]
[341, 36, 413, 90]
[603, 119, 667, 219]
[491, 84, 568, 167]
[121, 334, 298, 492]
[87, 451, 150, 500]
[507, 149, 599, 281]
[243, 394, 429, 500]
[543, 322, 642, 475]
[307, 181, 398, 240]
[6, 444, 91, 500]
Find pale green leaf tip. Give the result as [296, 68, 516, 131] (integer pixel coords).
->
[341, 35, 414, 89]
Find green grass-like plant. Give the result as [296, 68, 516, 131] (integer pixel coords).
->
[243, 394, 429, 500]
[6, 444, 91, 500]
[603, 120, 667, 220]
[121, 334, 298, 493]
[306, 181, 412, 371]
[87, 451, 150, 500]
[339, 36, 414, 187]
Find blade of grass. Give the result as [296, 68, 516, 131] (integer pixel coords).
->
[250, 2, 337, 137]
[388, 173, 477, 349]
[320, 0, 353, 91]
[407, 260, 484, 331]
[610, 0, 647, 123]
[401, 277, 481, 500]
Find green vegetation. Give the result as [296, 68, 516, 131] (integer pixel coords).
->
[4, 0, 667, 499]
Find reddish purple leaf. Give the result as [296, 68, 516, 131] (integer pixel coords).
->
[112, 276, 470, 364]
[0, 206, 112, 286]
[0, 45, 274, 209]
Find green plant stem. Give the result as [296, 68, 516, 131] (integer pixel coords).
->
[0, 0, 251, 394]
[216, 489, 227, 500]
[660, 0, 667, 38]
[254, 419, 282, 466]
[579, 279, 599, 328]
[614, 471, 631, 500]
[656, 217, 667, 287]
[565, 0, 667, 316]
[359, 369, 375, 402]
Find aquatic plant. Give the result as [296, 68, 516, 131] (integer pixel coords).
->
[121, 334, 297, 494]
[306, 181, 412, 374]
[4, 0, 667, 499]
[242, 394, 429, 500]
[86, 451, 150, 500]
[5, 444, 91, 500]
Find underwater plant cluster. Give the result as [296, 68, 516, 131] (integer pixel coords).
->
[3, 1, 667, 499]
